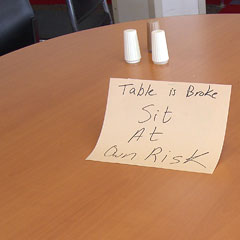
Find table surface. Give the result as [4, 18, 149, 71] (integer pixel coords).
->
[0, 14, 240, 240]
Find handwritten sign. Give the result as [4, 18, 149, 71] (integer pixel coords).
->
[87, 78, 231, 174]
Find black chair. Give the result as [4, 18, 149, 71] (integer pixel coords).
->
[66, 0, 112, 32]
[0, 0, 39, 56]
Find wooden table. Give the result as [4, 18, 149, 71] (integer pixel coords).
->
[0, 14, 240, 240]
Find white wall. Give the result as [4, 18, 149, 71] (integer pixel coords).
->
[112, 0, 206, 23]
[161, 0, 199, 17]
[112, 0, 149, 23]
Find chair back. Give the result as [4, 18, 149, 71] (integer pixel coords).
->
[66, 0, 110, 31]
[0, 0, 38, 56]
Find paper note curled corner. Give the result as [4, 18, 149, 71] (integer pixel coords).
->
[86, 78, 232, 174]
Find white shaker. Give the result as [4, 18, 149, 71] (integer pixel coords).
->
[152, 30, 169, 65]
[124, 29, 141, 64]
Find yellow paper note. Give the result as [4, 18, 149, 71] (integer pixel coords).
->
[87, 78, 232, 174]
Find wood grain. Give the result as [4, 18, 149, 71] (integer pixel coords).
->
[0, 14, 240, 240]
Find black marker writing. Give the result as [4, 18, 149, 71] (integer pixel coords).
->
[104, 145, 137, 160]
[128, 128, 145, 143]
[118, 83, 157, 96]
[149, 127, 163, 141]
[138, 104, 173, 124]
[169, 88, 176, 96]
[103, 145, 210, 169]
[183, 149, 209, 168]
[144, 147, 163, 162]
[170, 156, 183, 164]
[128, 127, 163, 143]
[162, 106, 172, 123]
[186, 85, 218, 99]
[118, 84, 133, 95]
[138, 104, 154, 123]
